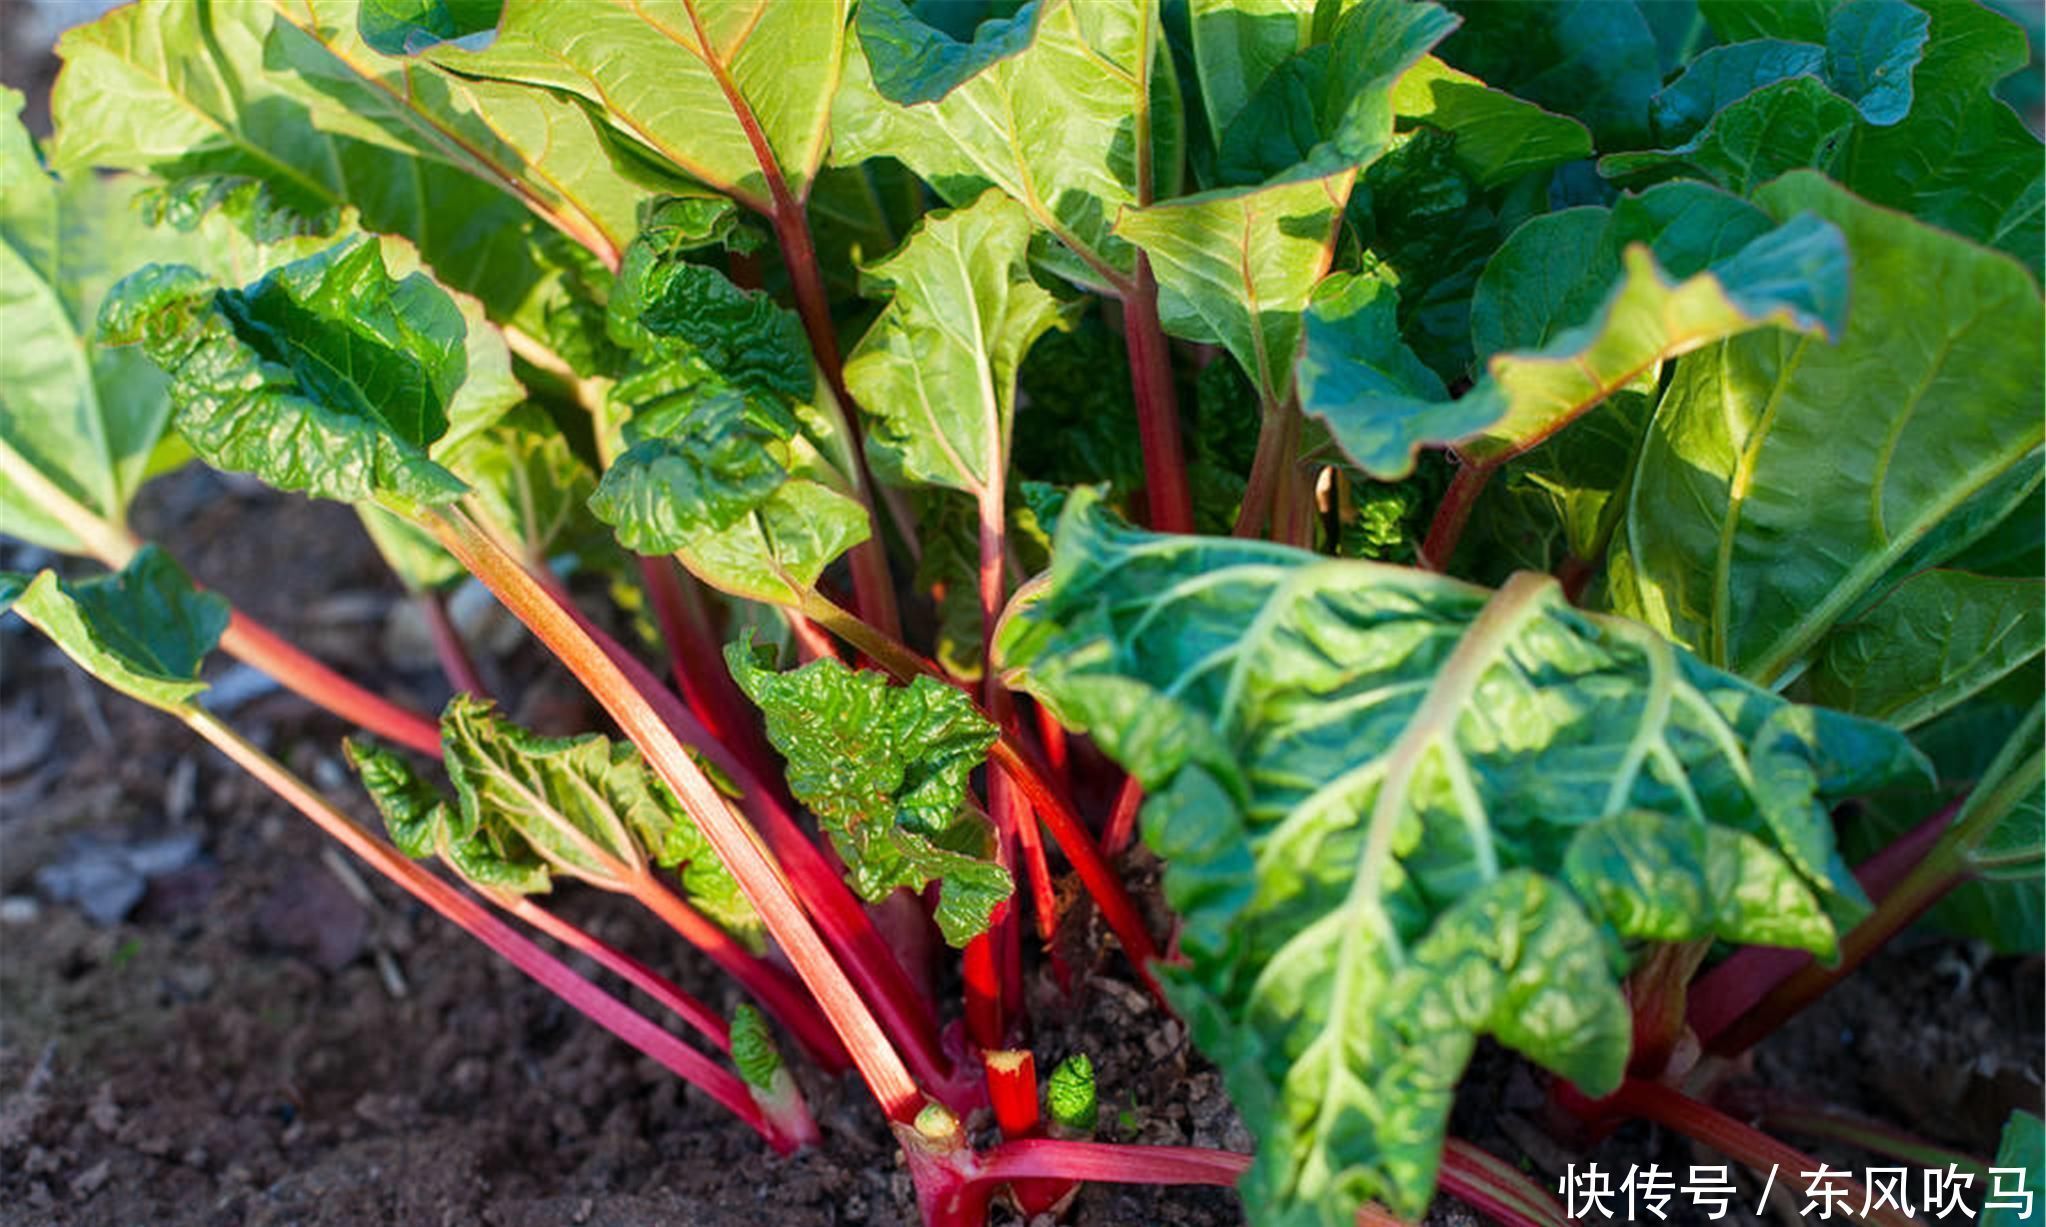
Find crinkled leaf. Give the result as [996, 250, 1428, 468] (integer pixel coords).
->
[98, 238, 473, 508]
[727, 635, 1009, 946]
[590, 386, 796, 555]
[1115, 172, 1351, 406]
[728, 1003, 783, 1091]
[410, 0, 848, 209]
[1437, 0, 1662, 147]
[345, 736, 555, 893]
[1212, 0, 1458, 187]
[845, 191, 1074, 497]
[0, 90, 207, 554]
[832, 0, 1179, 289]
[1388, 56, 1592, 188]
[1601, 76, 1858, 195]
[997, 490, 1922, 1222]
[1608, 171, 2045, 687]
[439, 695, 760, 938]
[1841, 0, 2044, 270]
[2, 546, 227, 714]
[1303, 200, 1847, 478]
[449, 403, 613, 570]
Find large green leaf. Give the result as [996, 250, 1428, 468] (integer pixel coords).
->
[1840, 0, 2044, 270]
[832, 0, 1178, 291]
[0, 90, 202, 554]
[843, 191, 1074, 498]
[98, 238, 477, 509]
[1987, 1110, 2045, 1227]
[1115, 171, 1351, 407]
[1301, 195, 1847, 479]
[1183, 0, 1319, 142]
[437, 695, 759, 938]
[1607, 171, 2045, 688]
[727, 635, 1010, 946]
[1437, 0, 1662, 147]
[416, 0, 848, 211]
[996, 489, 1924, 1223]
[264, 0, 696, 265]
[1, 547, 228, 714]
[50, 0, 546, 318]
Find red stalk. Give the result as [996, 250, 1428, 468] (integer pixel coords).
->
[1418, 459, 1493, 571]
[1714, 1087, 1992, 1177]
[1102, 775, 1145, 857]
[1604, 1080, 1918, 1227]
[497, 893, 730, 1051]
[218, 609, 443, 755]
[984, 1049, 1040, 1139]
[525, 565, 964, 1102]
[1122, 254, 1194, 534]
[1233, 401, 1301, 539]
[186, 710, 792, 1152]
[420, 590, 488, 698]
[1032, 700, 1070, 786]
[635, 555, 781, 787]
[1687, 799, 1959, 1052]
[429, 508, 924, 1122]
[962, 932, 1006, 1054]
[1441, 1140, 1574, 1227]
[629, 875, 850, 1072]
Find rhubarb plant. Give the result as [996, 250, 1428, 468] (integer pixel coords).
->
[5, 1, 2042, 1225]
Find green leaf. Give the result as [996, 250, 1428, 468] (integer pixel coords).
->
[3, 547, 228, 714]
[98, 238, 474, 508]
[1805, 571, 2044, 729]
[1607, 171, 2045, 686]
[1212, 0, 1459, 187]
[0, 90, 204, 554]
[50, 0, 547, 318]
[832, 0, 1179, 289]
[996, 490, 1926, 1222]
[269, 0, 700, 269]
[1823, 0, 1931, 125]
[449, 403, 614, 570]
[1388, 56, 1593, 189]
[727, 634, 1010, 946]
[1115, 171, 1351, 407]
[1649, 39, 1830, 143]
[844, 191, 1074, 497]
[1438, 0, 1662, 147]
[345, 735, 554, 893]
[418, 0, 848, 210]
[1184, 0, 1320, 143]
[1840, 0, 2044, 270]
[1302, 200, 1847, 479]
[1987, 1110, 2044, 1227]
[1046, 1053, 1099, 1133]
[439, 695, 760, 938]
[1601, 75, 1858, 195]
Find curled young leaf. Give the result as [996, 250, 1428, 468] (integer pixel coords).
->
[346, 736, 554, 894]
[727, 634, 1010, 946]
[996, 489, 1925, 1221]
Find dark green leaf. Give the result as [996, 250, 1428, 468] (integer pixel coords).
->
[1987, 1110, 2044, 1227]
[1389, 55, 1593, 188]
[1650, 39, 1829, 143]
[1439, 0, 1662, 147]
[3, 546, 228, 713]
[997, 489, 1924, 1221]
[727, 634, 1010, 946]
[1602, 76, 1858, 194]
[1608, 171, 2045, 688]
[357, 0, 502, 56]
[1823, 0, 1930, 125]
[1806, 571, 2044, 729]
[1840, 0, 2044, 271]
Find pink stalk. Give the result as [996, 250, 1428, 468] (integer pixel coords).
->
[1418, 459, 1493, 571]
[498, 893, 730, 1050]
[636, 556, 782, 787]
[1122, 255, 1195, 534]
[220, 609, 443, 755]
[1102, 776, 1145, 857]
[186, 711, 792, 1152]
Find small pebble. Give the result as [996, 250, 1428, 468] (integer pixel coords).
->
[0, 895, 40, 925]
[72, 1159, 111, 1196]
